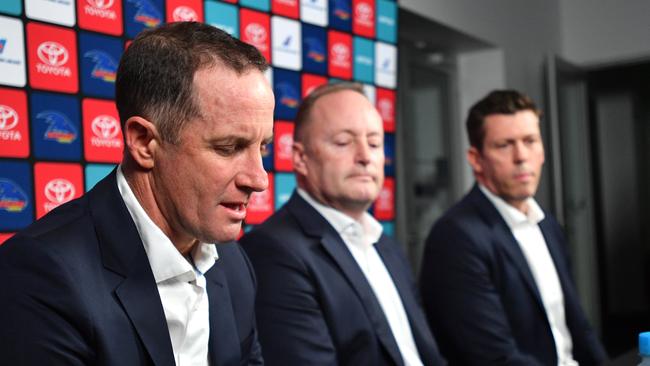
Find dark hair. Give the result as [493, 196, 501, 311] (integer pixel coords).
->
[293, 82, 366, 142]
[115, 21, 268, 144]
[466, 89, 541, 150]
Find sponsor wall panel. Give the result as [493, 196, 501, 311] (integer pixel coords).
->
[167, 0, 204, 23]
[0, 0, 398, 238]
[0, 88, 30, 158]
[25, 0, 76, 27]
[78, 0, 124, 35]
[0, 161, 33, 230]
[0, 16, 27, 87]
[30, 92, 81, 160]
[34, 161, 83, 219]
[27, 22, 79, 94]
[273, 120, 294, 172]
[0, 0, 22, 17]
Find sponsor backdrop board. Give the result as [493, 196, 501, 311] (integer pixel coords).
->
[0, 0, 398, 243]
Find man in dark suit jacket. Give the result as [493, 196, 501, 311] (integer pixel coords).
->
[419, 90, 607, 365]
[240, 82, 446, 366]
[0, 22, 274, 365]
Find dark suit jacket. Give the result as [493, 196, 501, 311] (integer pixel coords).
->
[0, 171, 262, 366]
[239, 192, 446, 366]
[419, 185, 607, 366]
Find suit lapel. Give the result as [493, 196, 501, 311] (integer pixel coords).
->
[205, 264, 240, 366]
[375, 236, 437, 364]
[89, 171, 175, 366]
[114, 252, 176, 366]
[288, 193, 404, 366]
[470, 186, 545, 310]
[539, 219, 576, 303]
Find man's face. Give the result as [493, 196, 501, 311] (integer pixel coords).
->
[294, 89, 384, 219]
[152, 66, 274, 244]
[468, 110, 545, 212]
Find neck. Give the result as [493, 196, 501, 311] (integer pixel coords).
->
[507, 199, 529, 215]
[122, 164, 198, 255]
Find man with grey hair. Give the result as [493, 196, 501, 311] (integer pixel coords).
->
[240, 82, 446, 366]
[0, 22, 273, 365]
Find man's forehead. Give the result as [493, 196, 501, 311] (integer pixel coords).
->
[485, 112, 539, 130]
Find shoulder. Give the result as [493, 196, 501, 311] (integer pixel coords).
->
[1, 195, 98, 270]
[240, 206, 315, 258]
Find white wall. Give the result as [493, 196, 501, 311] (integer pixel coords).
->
[559, 0, 650, 66]
[399, 0, 562, 102]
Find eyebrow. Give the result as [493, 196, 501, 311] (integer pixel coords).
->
[208, 134, 273, 146]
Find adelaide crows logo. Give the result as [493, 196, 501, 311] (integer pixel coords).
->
[127, 0, 162, 28]
[0, 179, 29, 213]
[84, 50, 118, 82]
[37, 111, 78, 144]
[305, 37, 325, 63]
[276, 83, 299, 109]
[333, 0, 351, 20]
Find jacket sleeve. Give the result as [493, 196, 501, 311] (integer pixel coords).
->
[419, 219, 544, 366]
[240, 230, 338, 366]
[0, 236, 95, 365]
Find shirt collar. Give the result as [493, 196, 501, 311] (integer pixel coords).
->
[297, 188, 383, 247]
[478, 184, 545, 228]
[116, 166, 218, 283]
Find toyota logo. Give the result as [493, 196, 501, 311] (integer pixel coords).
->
[250, 189, 270, 209]
[91, 115, 120, 139]
[355, 3, 373, 21]
[278, 134, 293, 159]
[37, 41, 69, 67]
[0, 105, 19, 131]
[378, 99, 393, 120]
[44, 179, 75, 204]
[377, 188, 391, 208]
[331, 43, 350, 62]
[172, 6, 198, 21]
[86, 0, 114, 8]
[245, 24, 267, 46]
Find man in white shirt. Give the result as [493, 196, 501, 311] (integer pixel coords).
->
[0, 22, 272, 365]
[240, 82, 446, 366]
[419, 90, 607, 365]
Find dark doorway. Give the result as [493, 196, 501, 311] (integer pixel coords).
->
[588, 61, 650, 356]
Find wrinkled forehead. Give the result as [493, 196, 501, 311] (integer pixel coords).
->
[312, 92, 382, 132]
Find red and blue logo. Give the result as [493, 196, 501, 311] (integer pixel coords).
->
[31, 92, 82, 161]
[39, 111, 78, 144]
[302, 24, 327, 75]
[80, 32, 122, 98]
[125, 0, 162, 37]
[85, 50, 118, 82]
[0, 179, 29, 213]
[273, 69, 301, 120]
[0, 161, 33, 230]
[330, 0, 352, 31]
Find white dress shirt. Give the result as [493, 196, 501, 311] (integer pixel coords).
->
[117, 167, 218, 366]
[298, 189, 424, 366]
[480, 185, 578, 366]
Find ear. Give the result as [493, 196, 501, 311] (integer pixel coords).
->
[124, 116, 159, 170]
[467, 146, 483, 175]
[292, 141, 309, 176]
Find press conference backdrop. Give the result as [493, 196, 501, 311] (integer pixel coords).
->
[0, 0, 398, 243]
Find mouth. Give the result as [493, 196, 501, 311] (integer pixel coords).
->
[348, 173, 375, 181]
[514, 172, 533, 182]
[220, 201, 248, 220]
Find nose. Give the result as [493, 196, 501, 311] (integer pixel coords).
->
[236, 149, 269, 193]
[513, 140, 529, 163]
[355, 140, 372, 166]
